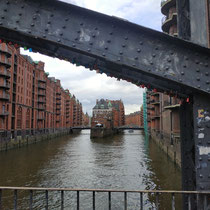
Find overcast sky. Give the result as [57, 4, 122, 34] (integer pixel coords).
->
[21, 0, 162, 115]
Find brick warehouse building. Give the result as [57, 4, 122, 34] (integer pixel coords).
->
[0, 43, 83, 142]
[125, 106, 144, 127]
[91, 99, 125, 128]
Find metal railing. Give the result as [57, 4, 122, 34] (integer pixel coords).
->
[0, 187, 209, 210]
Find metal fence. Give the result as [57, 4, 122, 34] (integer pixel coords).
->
[0, 187, 210, 210]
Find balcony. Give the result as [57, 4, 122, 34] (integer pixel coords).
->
[56, 96, 61, 101]
[56, 92, 61, 95]
[150, 99, 160, 105]
[0, 93, 10, 101]
[56, 102, 61, 105]
[38, 84, 46, 90]
[0, 45, 12, 57]
[37, 116, 45, 121]
[161, 0, 176, 15]
[56, 106, 61, 110]
[0, 111, 9, 117]
[162, 12, 177, 34]
[38, 99, 46, 103]
[38, 78, 46, 83]
[0, 71, 11, 78]
[0, 57, 11, 68]
[38, 91, 46, 96]
[56, 111, 61, 115]
[0, 82, 10, 89]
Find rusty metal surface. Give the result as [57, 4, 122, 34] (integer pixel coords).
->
[0, 0, 209, 96]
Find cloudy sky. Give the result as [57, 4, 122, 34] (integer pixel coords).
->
[21, 0, 162, 115]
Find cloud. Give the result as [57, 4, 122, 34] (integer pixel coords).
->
[21, 0, 162, 115]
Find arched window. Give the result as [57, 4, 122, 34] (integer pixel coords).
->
[17, 106, 22, 129]
[26, 109, 30, 129]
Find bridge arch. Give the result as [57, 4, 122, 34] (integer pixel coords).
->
[0, 0, 210, 208]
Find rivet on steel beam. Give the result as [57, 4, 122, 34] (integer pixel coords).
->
[207, 88, 210, 92]
[205, 63, 208, 67]
[152, 54, 156, 58]
[205, 72, 209, 76]
[102, 53, 105, 57]
[150, 62, 153, 65]
[47, 21, 51, 24]
[181, 72, 185, 75]
[199, 157, 202, 161]
[33, 16, 36, 20]
[179, 79, 182, 82]
[195, 60, 199, 64]
[165, 66, 169, 70]
[45, 28, 48, 32]
[105, 46, 108, 50]
[117, 58, 121, 61]
[80, 23, 83, 26]
[50, 14, 54, 17]
[6, 1, 9, 4]
[62, 26, 66, 29]
[164, 74, 167, 77]
[197, 77, 200, 81]
[119, 51, 123, 55]
[135, 57, 138, 60]
[57, 39, 61, 42]
[155, 47, 159, 50]
[65, 18, 69, 21]
[196, 68, 200, 72]
[0, 22, 2, 25]
[36, 10, 39, 13]
[139, 41, 143, 45]
[200, 186, 204, 190]
[208, 157, 210, 161]
[89, 42, 93, 46]
[132, 64, 136, 67]
[21, 5, 25, 9]
[110, 32, 113, 35]
[87, 48, 91, 52]
[92, 34, 96, 38]
[185, 57, 189, 61]
[206, 81, 210, 84]
[199, 174, 203, 178]
[4, 9, 7, 12]
[43, 35, 46, 38]
[170, 52, 174, 55]
[77, 30, 80, 33]
[107, 40, 111, 43]
[1, 16, 5, 19]
[95, 27, 98, 30]
[122, 44, 126, 48]
[183, 65, 186, 68]
[31, 23, 34, 27]
[167, 58, 171, 62]
[72, 44, 76, 47]
[75, 38, 78, 41]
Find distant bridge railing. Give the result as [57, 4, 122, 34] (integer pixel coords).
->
[117, 126, 144, 130]
[0, 186, 209, 210]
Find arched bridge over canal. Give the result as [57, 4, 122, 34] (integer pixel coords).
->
[0, 0, 209, 208]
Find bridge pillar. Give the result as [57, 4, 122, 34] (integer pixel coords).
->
[180, 94, 210, 209]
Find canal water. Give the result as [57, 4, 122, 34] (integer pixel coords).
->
[0, 130, 182, 209]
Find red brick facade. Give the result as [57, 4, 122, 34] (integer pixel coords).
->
[125, 107, 143, 127]
[0, 43, 83, 140]
[91, 99, 125, 129]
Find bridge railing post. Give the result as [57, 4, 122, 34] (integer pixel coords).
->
[193, 93, 210, 210]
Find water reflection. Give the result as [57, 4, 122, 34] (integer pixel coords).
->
[0, 130, 181, 209]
